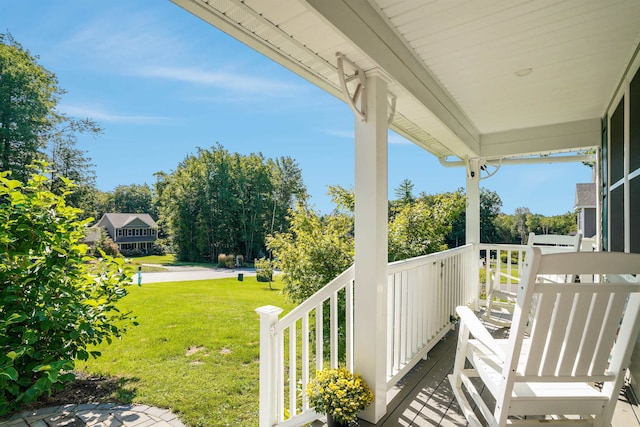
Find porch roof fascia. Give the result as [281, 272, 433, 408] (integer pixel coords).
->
[479, 118, 601, 159]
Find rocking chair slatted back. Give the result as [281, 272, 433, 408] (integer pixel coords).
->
[451, 247, 640, 427]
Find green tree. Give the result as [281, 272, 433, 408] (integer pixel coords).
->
[267, 157, 307, 233]
[109, 184, 157, 218]
[48, 129, 100, 218]
[393, 178, 415, 206]
[0, 34, 57, 182]
[0, 166, 134, 415]
[156, 145, 306, 263]
[267, 200, 354, 304]
[0, 33, 101, 215]
[513, 207, 531, 244]
[0, 35, 100, 184]
[389, 191, 465, 261]
[479, 188, 503, 243]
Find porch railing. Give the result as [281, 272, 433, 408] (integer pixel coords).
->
[477, 243, 528, 298]
[256, 244, 478, 427]
[385, 244, 477, 387]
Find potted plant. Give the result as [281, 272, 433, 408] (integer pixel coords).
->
[306, 367, 374, 427]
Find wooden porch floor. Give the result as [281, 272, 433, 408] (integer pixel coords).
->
[315, 312, 640, 427]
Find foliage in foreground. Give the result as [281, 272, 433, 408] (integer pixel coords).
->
[0, 168, 134, 415]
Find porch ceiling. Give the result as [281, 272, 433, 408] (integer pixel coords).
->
[171, 0, 640, 160]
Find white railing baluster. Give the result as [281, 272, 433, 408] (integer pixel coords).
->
[277, 329, 284, 423]
[330, 292, 338, 368]
[345, 280, 354, 372]
[302, 314, 309, 411]
[393, 273, 401, 372]
[315, 302, 323, 372]
[289, 323, 296, 417]
[386, 277, 394, 374]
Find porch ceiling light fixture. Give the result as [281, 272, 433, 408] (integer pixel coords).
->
[515, 67, 533, 77]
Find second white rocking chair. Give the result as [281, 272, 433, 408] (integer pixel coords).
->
[450, 247, 640, 427]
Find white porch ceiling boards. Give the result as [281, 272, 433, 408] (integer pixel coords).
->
[171, 0, 640, 160]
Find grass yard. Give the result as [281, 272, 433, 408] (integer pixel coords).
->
[76, 276, 295, 427]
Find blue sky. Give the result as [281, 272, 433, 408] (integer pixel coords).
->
[1, 1, 593, 216]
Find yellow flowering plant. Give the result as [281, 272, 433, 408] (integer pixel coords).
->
[306, 367, 374, 425]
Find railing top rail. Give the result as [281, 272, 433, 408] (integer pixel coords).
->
[479, 243, 527, 251]
[275, 265, 355, 332]
[388, 244, 474, 274]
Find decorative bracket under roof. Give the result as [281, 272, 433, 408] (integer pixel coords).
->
[336, 52, 398, 125]
[336, 52, 367, 121]
[387, 94, 397, 126]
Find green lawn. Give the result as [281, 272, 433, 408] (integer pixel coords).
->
[76, 276, 295, 427]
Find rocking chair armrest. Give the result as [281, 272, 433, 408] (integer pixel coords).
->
[456, 306, 505, 360]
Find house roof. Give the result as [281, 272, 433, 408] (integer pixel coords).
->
[96, 213, 158, 229]
[82, 227, 102, 244]
[171, 0, 640, 161]
[575, 183, 597, 209]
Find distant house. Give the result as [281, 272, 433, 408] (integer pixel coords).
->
[574, 183, 596, 239]
[95, 213, 158, 254]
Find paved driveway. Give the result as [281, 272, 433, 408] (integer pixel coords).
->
[131, 265, 256, 284]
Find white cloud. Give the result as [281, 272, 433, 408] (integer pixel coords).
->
[322, 129, 353, 139]
[135, 66, 304, 96]
[60, 104, 175, 125]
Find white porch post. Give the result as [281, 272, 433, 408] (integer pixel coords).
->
[466, 158, 481, 310]
[465, 158, 481, 246]
[354, 70, 389, 423]
[255, 305, 283, 427]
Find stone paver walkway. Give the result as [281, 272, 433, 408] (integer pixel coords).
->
[1, 403, 184, 427]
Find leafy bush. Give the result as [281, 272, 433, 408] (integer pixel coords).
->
[217, 253, 227, 266]
[254, 257, 274, 284]
[0, 168, 135, 415]
[217, 254, 241, 268]
[97, 230, 120, 257]
[151, 239, 171, 255]
[121, 248, 144, 257]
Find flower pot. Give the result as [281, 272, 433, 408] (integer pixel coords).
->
[326, 413, 349, 427]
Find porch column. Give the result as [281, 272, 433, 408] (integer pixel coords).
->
[466, 158, 481, 310]
[354, 70, 389, 423]
[466, 157, 481, 245]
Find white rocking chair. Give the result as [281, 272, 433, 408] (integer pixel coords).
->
[483, 233, 582, 327]
[451, 247, 640, 427]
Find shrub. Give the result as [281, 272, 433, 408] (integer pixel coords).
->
[254, 257, 274, 285]
[235, 254, 244, 267]
[0, 169, 135, 415]
[217, 253, 227, 266]
[121, 248, 144, 257]
[224, 254, 236, 268]
[151, 239, 171, 255]
[97, 230, 120, 257]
